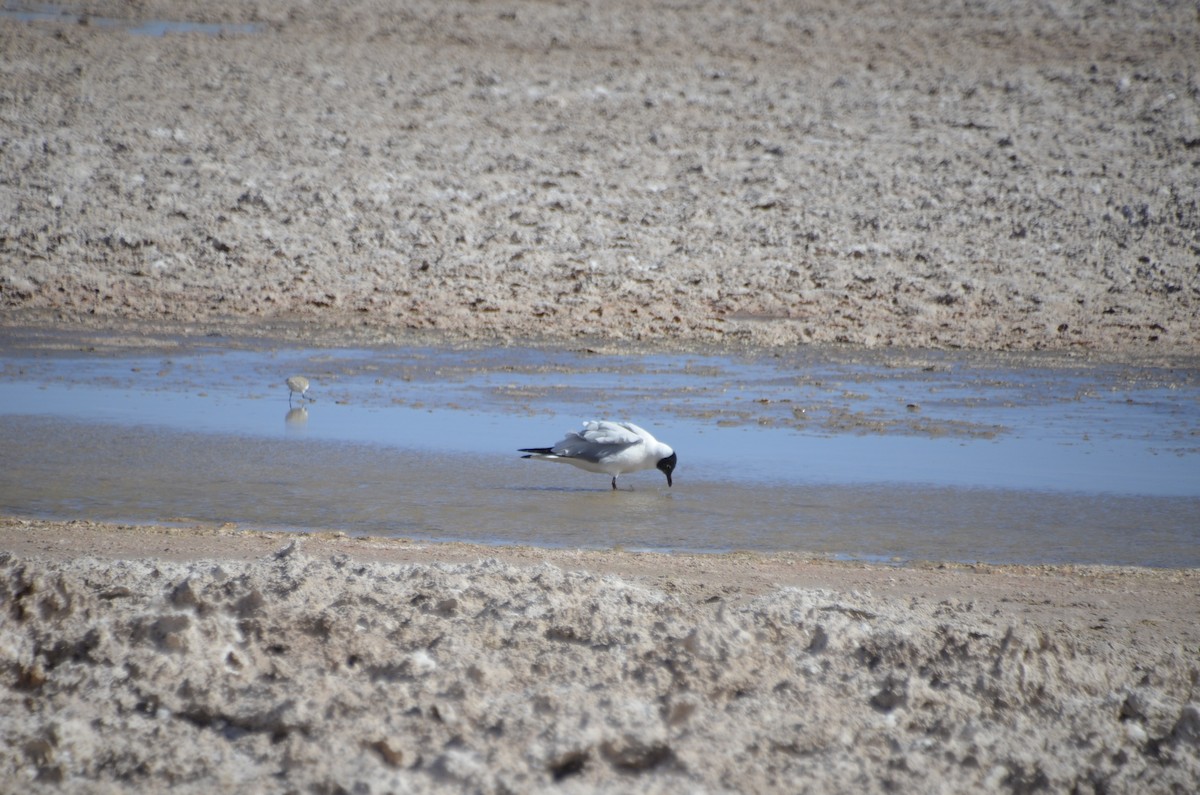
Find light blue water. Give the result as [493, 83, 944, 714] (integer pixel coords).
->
[1, 341, 1197, 565]
[0, 2, 262, 36]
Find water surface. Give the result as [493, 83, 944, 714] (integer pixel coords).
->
[0, 2, 262, 35]
[1, 338, 1197, 566]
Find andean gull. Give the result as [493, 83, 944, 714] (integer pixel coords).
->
[519, 420, 677, 490]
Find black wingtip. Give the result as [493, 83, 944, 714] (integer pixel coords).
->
[519, 447, 554, 455]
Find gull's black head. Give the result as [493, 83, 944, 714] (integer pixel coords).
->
[656, 452, 677, 487]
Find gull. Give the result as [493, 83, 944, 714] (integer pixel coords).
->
[519, 420, 677, 490]
[286, 375, 311, 405]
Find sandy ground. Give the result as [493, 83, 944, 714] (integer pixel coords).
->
[2, 518, 1199, 793]
[2, 1, 1200, 792]
[1, 0, 1198, 354]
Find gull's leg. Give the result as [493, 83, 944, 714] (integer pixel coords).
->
[611, 476, 618, 491]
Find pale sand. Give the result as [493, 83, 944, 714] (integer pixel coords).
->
[2, 0, 1199, 791]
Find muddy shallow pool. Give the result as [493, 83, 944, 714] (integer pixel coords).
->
[1, 334, 1197, 565]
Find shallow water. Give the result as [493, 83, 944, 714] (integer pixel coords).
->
[0, 2, 262, 35]
[1, 338, 1197, 565]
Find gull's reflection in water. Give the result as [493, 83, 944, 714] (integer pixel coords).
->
[285, 406, 309, 432]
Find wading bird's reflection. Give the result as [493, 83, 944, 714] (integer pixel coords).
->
[285, 406, 308, 431]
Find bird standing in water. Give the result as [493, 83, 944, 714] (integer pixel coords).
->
[286, 375, 310, 405]
[520, 420, 677, 490]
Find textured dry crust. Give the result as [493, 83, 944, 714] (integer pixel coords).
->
[1, 518, 1198, 793]
[2, 0, 1198, 354]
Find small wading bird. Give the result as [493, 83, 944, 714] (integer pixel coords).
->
[286, 375, 311, 405]
[519, 420, 677, 490]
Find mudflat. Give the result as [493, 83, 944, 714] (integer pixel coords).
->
[2, 0, 1197, 355]
[3, 518, 1199, 793]
[2, 0, 1198, 792]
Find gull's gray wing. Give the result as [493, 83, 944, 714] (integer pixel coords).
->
[552, 421, 644, 461]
